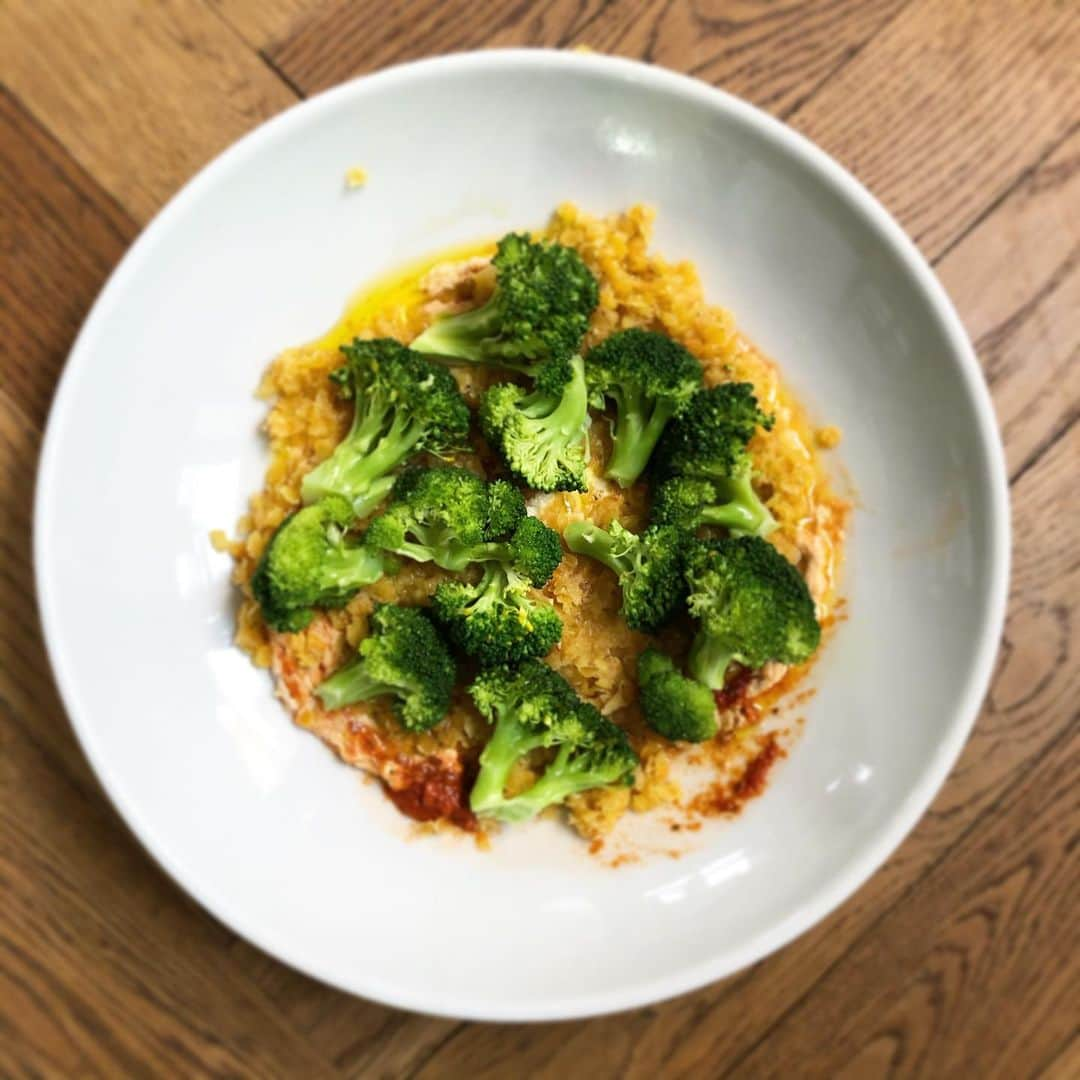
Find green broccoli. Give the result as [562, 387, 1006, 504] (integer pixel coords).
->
[651, 475, 775, 537]
[486, 479, 528, 539]
[251, 495, 395, 632]
[479, 354, 590, 492]
[411, 233, 599, 371]
[585, 329, 703, 486]
[562, 519, 687, 631]
[315, 604, 455, 731]
[650, 382, 776, 537]
[684, 536, 820, 689]
[637, 648, 718, 743]
[469, 661, 638, 822]
[362, 465, 494, 571]
[431, 518, 565, 665]
[299, 338, 470, 516]
[363, 465, 559, 576]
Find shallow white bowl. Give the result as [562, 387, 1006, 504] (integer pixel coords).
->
[35, 50, 1009, 1020]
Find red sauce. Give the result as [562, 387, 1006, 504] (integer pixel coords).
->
[736, 736, 784, 802]
[692, 734, 785, 816]
[384, 756, 477, 832]
[714, 665, 756, 712]
[344, 720, 478, 831]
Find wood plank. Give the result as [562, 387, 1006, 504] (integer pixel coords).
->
[938, 130, 1079, 480]
[0, 0, 298, 224]
[269, 0, 911, 115]
[0, 91, 136, 431]
[0, 89, 136, 790]
[1037, 1033, 1080, 1080]
[379, 423, 1080, 1078]
[207, 0, 331, 52]
[787, 0, 1079, 260]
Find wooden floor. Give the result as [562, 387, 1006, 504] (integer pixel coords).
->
[2, 2, 1077, 1076]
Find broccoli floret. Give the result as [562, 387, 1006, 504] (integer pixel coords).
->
[469, 661, 637, 822]
[468, 660, 590, 814]
[486, 479, 527, 539]
[363, 465, 491, 571]
[251, 495, 395, 632]
[562, 519, 687, 631]
[411, 233, 599, 372]
[650, 383, 776, 536]
[425, 502, 563, 665]
[637, 648, 718, 743]
[315, 604, 455, 731]
[479, 354, 590, 492]
[585, 329, 703, 486]
[652, 475, 775, 538]
[364, 467, 557, 583]
[499, 515, 563, 587]
[684, 536, 820, 689]
[299, 338, 470, 515]
[432, 560, 564, 665]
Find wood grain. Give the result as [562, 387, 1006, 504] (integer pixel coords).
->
[209, 0, 330, 51]
[0, 87, 335, 1076]
[0, 0, 298, 224]
[785, 0, 1080, 259]
[939, 130, 1080, 481]
[1, 0, 1077, 1076]
[270, 0, 912, 115]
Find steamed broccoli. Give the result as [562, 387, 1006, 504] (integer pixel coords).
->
[411, 233, 599, 371]
[486, 479, 528, 539]
[469, 661, 637, 822]
[299, 338, 470, 515]
[650, 382, 776, 537]
[562, 519, 687, 632]
[651, 475, 774, 538]
[479, 354, 590, 492]
[585, 329, 703, 486]
[637, 648, 718, 743]
[364, 465, 561, 577]
[315, 604, 455, 731]
[684, 536, 820, 689]
[363, 466, 499, 571]
[431, 518, 565, 665]
[251, 495, 395, 632]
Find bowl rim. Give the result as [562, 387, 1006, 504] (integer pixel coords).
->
[33, 47, 1011, 1021]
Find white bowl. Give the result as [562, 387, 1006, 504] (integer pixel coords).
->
[35, 50, 1009, 1020]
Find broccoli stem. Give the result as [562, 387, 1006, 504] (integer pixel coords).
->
[521, 356, 589, 436]
[489, 743, 597, 823]
[458, 563, 504, 616]
[301, 389, 391, 506]
[563, 521, 633, 577]
[316, 658, 396, 710]
[605, 388, 677, 487]
[412, 298, 503, 362]
[688, 630, 734, 690]
[470, 713, 549, 815]
[703, 474, 776, 537]
[320, 545, 389, 591]
[390, 523, 474, 570]
[458, 539, 514, 565]
[303, 406, 426, 513]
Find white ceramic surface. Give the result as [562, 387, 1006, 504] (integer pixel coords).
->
[35, 50, 1009, 1021]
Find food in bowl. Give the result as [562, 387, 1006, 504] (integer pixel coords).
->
[213, 203, 848, 845]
